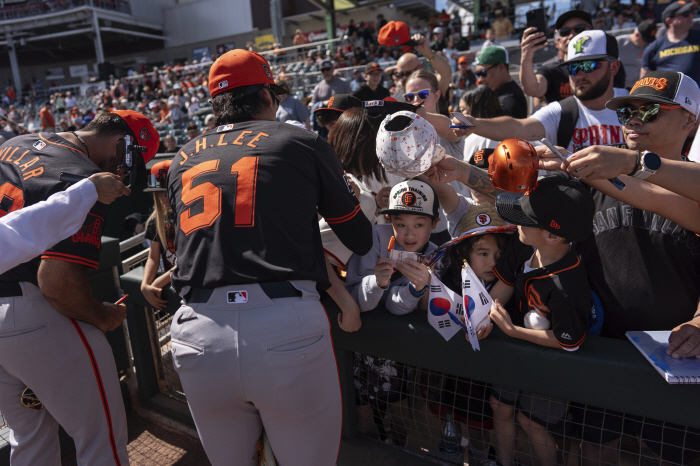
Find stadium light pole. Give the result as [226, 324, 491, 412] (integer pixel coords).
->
[4, 26, 21, 99]
[324, 0, 335, 54]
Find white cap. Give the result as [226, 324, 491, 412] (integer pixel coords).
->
[563, 30, 618, 65]
[376, 111, 446, 178]
[433, 27, 444, 34]
[384, 180, 440, 218]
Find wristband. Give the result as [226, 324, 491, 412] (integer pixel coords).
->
[427, 53, 436, 62]
[409, 282, 429, 297]
[627, 150, 641, 177]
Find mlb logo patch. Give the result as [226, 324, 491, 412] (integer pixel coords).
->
[262, 64, 272, 79]
[227, 291, 248, 303]
[216, 124, 234, 132]
[33, 140, 46, 150]
[218, 80, 228, 89]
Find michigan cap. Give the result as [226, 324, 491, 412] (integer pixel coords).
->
[378, 21, 419, 47]
[144, 159, 172, 192]
[563, 30, 618, 65]
[606, 70, 700, 118]
[112, 110, 159, 163]
[208, 49, 287, 99]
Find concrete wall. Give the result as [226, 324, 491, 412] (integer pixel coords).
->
[163, 0, 254, 48]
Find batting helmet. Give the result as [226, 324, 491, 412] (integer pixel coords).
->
[488, 138, 538, 193]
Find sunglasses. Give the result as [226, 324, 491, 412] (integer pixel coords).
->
[679, 10, 697, 17]
[559, 24, 588, 36]
[320, 68, 332, 73]
[404, 89, 435, 103]
[567, 58, 616, 76]
[393, 67, 420, 79]
[615, 103, 683, 125]
[475, 65, 497, 78]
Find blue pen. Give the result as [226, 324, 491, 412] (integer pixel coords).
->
[446, 310, 470, 332]
[540, 139, 625, 190]
[449, 125, 472, 129]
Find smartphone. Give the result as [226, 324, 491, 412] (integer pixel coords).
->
[526, 8, 548, 44]
[450, 112, 475, 128]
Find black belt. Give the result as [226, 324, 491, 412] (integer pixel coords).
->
[187, 281, 302, 304]
[0, 282, 22, 298]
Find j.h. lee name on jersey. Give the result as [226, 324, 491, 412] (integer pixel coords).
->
[0, 144, 45, 180]
[177, 129, 270, 165]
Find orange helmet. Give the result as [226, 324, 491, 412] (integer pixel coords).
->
[488, 138, 538, 193]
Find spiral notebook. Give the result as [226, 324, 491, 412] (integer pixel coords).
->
[626, 331, 700, 384]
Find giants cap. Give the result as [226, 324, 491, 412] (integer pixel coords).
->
[637, 19, 657, 44]
[144, 159, 172, 192]
[384, 180, 440, 219]
[378, 21, 419, 47]
[495, 176, 595, 241]
[112, 110, 159, 163]
[208, 49, 287, 99]
[605, 71, 700, 118]
[562, 30, 618, 65]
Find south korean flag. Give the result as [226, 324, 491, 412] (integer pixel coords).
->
[427, 273, 466, 341]
[462, 263, 493, 351]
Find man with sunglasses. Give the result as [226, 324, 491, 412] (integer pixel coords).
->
[642, 0, 700, 84]
[520, 10, 592, 105]
[167, 50, 372, 465]
[0, 110, 159, 465]
[537, 70, 700, 466]
[475, 46, 527, 118]
[311, 59, 351, 137]
[455, 30, 627, 154]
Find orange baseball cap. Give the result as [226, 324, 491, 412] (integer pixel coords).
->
[378, 21, 418, 47]
[208, 49, 287, 99]
[112, 110, 159, 163]
[144, 159, 172, 192]
[458, 56, 469, 64]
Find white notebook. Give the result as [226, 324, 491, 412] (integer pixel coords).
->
[626, 331, 700, 384]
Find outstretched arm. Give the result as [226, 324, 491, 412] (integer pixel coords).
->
[425, 155, 505, 203]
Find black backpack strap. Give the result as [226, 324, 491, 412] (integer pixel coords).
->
[557, 96, 579, 150]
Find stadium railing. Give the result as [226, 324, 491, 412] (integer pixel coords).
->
[117, 258, 700, 465]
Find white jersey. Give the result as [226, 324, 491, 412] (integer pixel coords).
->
[531, 88, 630, 153]
[0, 178, 97, 274]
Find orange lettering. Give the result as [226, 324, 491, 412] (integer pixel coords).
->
[13, 150, 29, 165]
[195, 138, 207, 153]
[246, 132, 269, 148]
[232, 131, 252, 146]
[5, 147, 18, 163]
[18, 157, 39, 171]
[217, 133, 227, 146]
[179, 150, 189, 165]
[23, 166, 44, 180]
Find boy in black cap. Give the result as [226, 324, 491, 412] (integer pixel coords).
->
[483, 175, 595, 466]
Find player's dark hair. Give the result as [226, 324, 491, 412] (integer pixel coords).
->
[212, 86, 268, 125]
[442, 233, 509, 293]
[84, 112, 134, 138]
[327, 107, 387, 184]
[461, 85, 506, 119]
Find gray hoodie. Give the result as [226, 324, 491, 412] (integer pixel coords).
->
[345, 223, 437, 315]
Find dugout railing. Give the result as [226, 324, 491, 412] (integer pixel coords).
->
[118, 265, 700, 465]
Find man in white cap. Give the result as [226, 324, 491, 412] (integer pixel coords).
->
[455, 30, 628, 154]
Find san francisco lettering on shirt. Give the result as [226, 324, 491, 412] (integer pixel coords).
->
[592, 204, 700, 255]
[0, 145, 44, 180]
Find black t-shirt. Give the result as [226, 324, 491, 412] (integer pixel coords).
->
[351, 84, 391, 102]
[0, 133, 108, 285]
[496, 80, 528, 119]
[577, 182, 700, 339]
[145, 213, 177, 271]
[495, 236, 591, 350]
[537, 55, 572, 103]
[167, 120, 373, 292]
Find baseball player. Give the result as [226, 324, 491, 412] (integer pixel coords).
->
[0, 173, 129, 274]
[0, 110, 159, 466]
[167, 50, 373, 466]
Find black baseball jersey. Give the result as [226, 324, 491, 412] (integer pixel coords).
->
[494, 237, 590, 351]
[167, 120, 372, 292]
[145, 213, 177, 270]
[0, 133, 108, 285]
